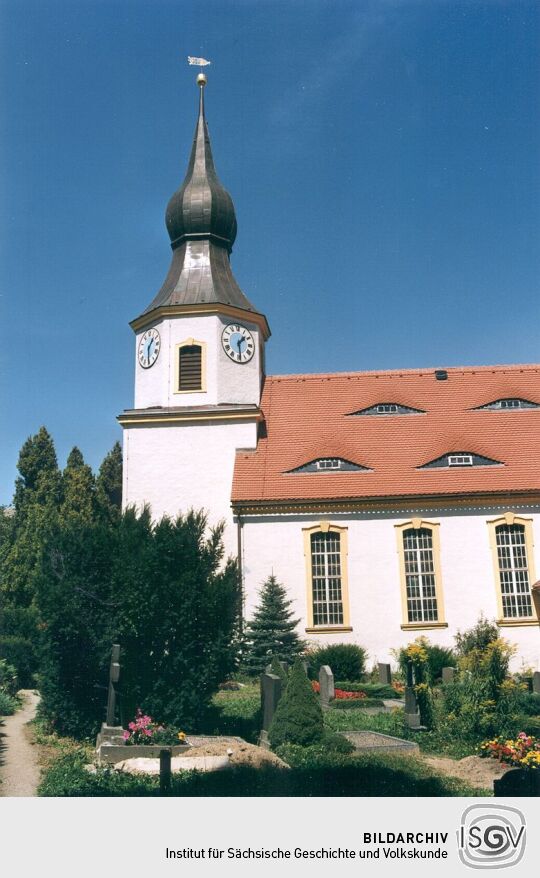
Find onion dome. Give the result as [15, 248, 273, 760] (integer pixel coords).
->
[141, 75, 259, 316]
[165, 76, 237, 252]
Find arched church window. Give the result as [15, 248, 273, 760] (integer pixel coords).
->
[394, 520, 447, 629]
[487, 515, 537, 621]
[302, 524, 351, 632]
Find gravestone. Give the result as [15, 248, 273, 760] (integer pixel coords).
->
[442, 667, 456, 684]
[259, 673, 282, 748]
[494, 767, 540, 797]
[532, 672, 540, 695]
[319, 665, 334, 708]
[265, 660, 289, 675]
[378, 663, 392, 685]
[96, 644, 125, 748]
[404, 660, 422, 729]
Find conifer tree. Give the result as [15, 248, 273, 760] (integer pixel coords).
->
[268, 656, 324, 748]
[243, 575, 304, 675]
[96, 442, 122, 518]
[1, 427, 61, 606]
[61, 447, 95, 521]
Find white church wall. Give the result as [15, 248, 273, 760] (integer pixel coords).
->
[122, 418, 257, 557]
[240, 506, 540, 670]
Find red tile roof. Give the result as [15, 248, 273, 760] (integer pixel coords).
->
[231, 364, 540, 505]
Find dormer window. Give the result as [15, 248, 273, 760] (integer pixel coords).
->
[349, 403, 425, 416]
[287, 458, 370, 474]
[475, 398, 540, 411]
[419, 451, 502, 469]
[316, 458, 342, 470]
[448, 454, 473, 467]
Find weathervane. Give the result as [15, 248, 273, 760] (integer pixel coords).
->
[188, 55, 211, 87]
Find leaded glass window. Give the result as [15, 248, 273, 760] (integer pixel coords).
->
[310, 532, 344, 626]
[402, 528, 439, 623]
[495, 524, 533, 618]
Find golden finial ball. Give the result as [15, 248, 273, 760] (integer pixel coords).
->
[197, 73, 207, 86]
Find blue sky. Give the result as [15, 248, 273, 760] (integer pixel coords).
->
[1, 0, 539, 503]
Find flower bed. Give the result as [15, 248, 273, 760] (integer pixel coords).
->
[312, 681, 367, 700]
[479, 732, 540, 769]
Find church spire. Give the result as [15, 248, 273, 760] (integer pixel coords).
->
[141, 74, 257, 317]
[165, 73, 237, 252]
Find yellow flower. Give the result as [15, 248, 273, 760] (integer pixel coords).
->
[178, 731, 186, 741]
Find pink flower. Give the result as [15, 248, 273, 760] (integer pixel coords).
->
[122, 731, 129, 740]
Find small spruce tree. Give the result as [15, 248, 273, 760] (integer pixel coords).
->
[243, 574, 304, 675]
[268, 657, 324, 748]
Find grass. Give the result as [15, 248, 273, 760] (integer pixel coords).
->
[201, 681, 260, 742]
[34, 682, 491, 796]
[38, 747, 488, 797]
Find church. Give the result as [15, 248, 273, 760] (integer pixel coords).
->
[118, 74, 540, 669]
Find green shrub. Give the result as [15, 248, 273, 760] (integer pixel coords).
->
[0, 635, 37, 688]
[268, 657, 324, 748]
[308, 644, 367, 682]
[0, 605, 40, 641]
[518, 715, 540, 736]
[37, 508, 242, 738]
[0, 658, 19, 696]
[0, 691, 19, 715]
[455, 616, 499, 656]
[423, 644, 457, 682]
[516, 692, 540, 717]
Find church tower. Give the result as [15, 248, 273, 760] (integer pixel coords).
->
[118, 74, 269, 552]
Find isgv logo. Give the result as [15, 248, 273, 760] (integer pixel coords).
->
[458, 804, 526, 869]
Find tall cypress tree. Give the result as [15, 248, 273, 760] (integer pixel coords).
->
[1, 427, 61, 606]
[61, 447, 95, 522]
[96, 442, 122, 519]
[243, 575, 304, 675]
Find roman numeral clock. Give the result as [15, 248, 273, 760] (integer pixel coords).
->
[222, 323, 255, 364]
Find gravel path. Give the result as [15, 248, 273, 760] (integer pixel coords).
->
[0, 690, 41, 797]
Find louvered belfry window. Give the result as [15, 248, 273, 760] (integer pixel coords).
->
[179, 344, 202, 391]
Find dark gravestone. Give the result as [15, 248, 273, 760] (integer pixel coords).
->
[96, 644, 124, 748]
[260, 673, 282, 732]
[404, 660, 421, 729]
[319, 665, 334, 709]
[106, 643, 121, 726]
[494, 768, 540, 797]
[532, 672, 540, 695]
[378, 663, 392, 685]
[442, 667, 456, 684]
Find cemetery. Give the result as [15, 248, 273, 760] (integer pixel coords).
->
[1, 432, 539, 798]
[8, 617, 538, 798]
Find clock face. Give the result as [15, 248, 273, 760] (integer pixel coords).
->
[138, 328, 161, 369]
[222, 323, 255, 363]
